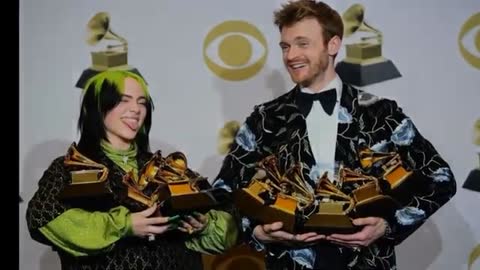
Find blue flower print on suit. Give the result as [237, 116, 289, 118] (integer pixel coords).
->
[235, 123, 256, 152]
[338, 106, 353, 124]
[309, 162, 334, 182]
[431, 167, 452, 182]
[395, 207, 426, 225]
[391, 118, 415, 146]
[241, 217, 251, 232]
[371, 139, 389, 152]
[309, 163, 323, 183]
[212, 178, 232, 192]
[289, 248, 316, 269]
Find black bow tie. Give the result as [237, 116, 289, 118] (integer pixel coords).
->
[296, 88, 337, 117]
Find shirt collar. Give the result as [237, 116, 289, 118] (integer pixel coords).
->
[300, 74, 343, 103]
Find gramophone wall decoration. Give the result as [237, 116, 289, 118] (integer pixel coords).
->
[335, 4, 401, 86]
[234, 147, 411, 234]
[86, 11, 128, 70]
[75, 12, 145, 89]
[463, 118, 480, 192]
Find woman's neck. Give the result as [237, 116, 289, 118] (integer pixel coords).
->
[106, 137, 133, 151]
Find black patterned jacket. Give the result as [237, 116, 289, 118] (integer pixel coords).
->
[26, 148, 203, 270]
[215, 84, 456, 270]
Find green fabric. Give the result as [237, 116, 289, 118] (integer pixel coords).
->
[39, 206, 132, 257]
[185, 209, 238, 255]
[100, 140, 138, 175]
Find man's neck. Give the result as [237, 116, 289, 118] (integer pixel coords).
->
[306, 66, 337, 93]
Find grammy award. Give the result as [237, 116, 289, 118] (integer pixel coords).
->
[59, 143, 111, 199]
[463, 118, 480, 192]
[234, 147, 411, 234]
[335, 4, 401, 86]
[122, 150, 230, 214]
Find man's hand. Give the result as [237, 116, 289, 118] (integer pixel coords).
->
[326, 217, 387, 247]
[253, 222, 325, 246]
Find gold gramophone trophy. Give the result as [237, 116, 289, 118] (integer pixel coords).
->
[60, 143, 111, 199]
[463, 118, 480, 192]
[335, 4, 401, 86]
[122, 150, 230, 214]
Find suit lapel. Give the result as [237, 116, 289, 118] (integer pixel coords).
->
[334, 84, 361, 170]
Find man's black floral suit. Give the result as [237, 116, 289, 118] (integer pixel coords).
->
[215, 83, 456, 270]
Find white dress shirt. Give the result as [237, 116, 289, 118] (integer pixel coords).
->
[300, 75, 343, 182]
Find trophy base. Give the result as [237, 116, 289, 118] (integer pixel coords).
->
[235, 186, 359, 234]
[160, 186, 231, 215]
[302, 216, 357, 234]
[351, 195, 400, 219]
[59, 179, 111, 199]
[234, 187, 299, 233]
[335, 59, 401, 86]
[463, 169, 480, 192]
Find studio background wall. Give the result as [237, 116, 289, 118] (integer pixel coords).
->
[20, 1, 479, 269]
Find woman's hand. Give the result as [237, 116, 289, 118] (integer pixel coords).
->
[130, 204, 177, 239]
[178, 212, 209, 235]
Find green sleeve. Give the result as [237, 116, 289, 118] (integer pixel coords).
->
[185, 209, 238, 255]
[38, 205, 133, 257]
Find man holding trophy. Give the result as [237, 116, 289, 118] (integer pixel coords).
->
[215, 1, 456, 269]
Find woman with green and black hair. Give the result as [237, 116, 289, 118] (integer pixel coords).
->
[26, 69, 238, 270]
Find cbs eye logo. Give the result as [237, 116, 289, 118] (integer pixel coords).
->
[203, 20, 268, 81]
[458, 12, 480, 69]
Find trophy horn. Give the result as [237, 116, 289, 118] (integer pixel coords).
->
[342, 4, 382, 43]
[86, 12, 127, 51]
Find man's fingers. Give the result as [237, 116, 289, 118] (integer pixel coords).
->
[269, 230, 295, 241]
[352, 217, 376, 226]
[328, 232, 364, 241]
[304, 234, 326, 242]
[263, 222, 283, 234]
[293, 232, 318, 241]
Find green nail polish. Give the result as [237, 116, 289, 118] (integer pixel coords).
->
[168, 215, 180, 222]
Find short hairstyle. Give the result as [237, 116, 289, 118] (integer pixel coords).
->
[77, 70, 154, 159]
[274, 0, 344, 44]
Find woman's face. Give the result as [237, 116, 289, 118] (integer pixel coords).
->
[104, 77, 147, 149]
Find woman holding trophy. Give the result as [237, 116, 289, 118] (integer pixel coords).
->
[25, 12, 237, 270]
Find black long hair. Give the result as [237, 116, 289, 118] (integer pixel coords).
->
[76, 70, 154, 160]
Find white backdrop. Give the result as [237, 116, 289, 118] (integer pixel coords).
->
[20, 1, 480, 269]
